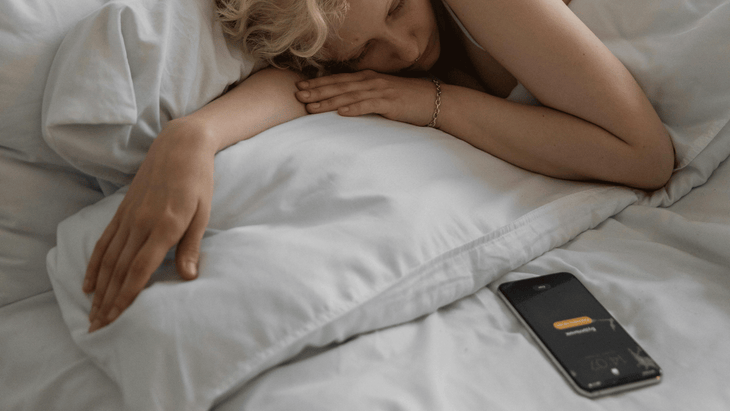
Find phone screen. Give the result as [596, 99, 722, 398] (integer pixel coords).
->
[498, 272, 661, 397]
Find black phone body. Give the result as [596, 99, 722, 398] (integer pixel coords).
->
[497, 272, 661, 398]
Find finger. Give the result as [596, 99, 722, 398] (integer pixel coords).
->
[175, 202, 210, 280]
[93, 208, 190, 330]
[83, 215, 121, 293]
[91, 227, 149, 329]
[338, 98, 390, 118]
[296, 70, 376, 90]
[297, 77, 387, 105]
[88, 225, 130, 323]
[305, 89, 383, 114]
[104, 229, 179, 327]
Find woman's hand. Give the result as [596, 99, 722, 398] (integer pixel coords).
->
[80, 68, 310, 333]
[295, 70, 438, 127]
[84, 118, 216, 332]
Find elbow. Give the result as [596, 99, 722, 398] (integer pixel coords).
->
[638, 156, 673, 191]
[627, 131, 675, 191]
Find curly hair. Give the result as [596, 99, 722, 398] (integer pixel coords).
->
[216, 0, 350, 75]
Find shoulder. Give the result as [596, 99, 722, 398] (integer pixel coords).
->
[434, 0, 519, 97]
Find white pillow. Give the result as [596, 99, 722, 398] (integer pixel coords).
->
[0, 0, 106, 166]
[48, 112, 639, 410]
[41, 0, 259, 193]
[0, 0, 111, 306]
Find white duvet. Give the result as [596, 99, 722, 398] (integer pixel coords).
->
[221, 153, 730, 410]
[34, 0, 730, 410]
[49, 112, 639, 410]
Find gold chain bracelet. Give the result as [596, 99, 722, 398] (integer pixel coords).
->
[427, 78, 441, 128]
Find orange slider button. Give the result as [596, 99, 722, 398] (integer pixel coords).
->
[553, 316, 593, 330]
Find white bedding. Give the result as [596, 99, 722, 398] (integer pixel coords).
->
[0, 0, 108, 307]
[223, 152, 730, 411]
[47, 112, 638, 410]
[3, 154, 728, 410]
[1, 0, 730, 410]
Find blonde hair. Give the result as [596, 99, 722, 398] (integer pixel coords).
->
[216, 0, 349, 74]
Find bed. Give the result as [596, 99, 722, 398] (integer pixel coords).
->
[1, 0, 729, 410]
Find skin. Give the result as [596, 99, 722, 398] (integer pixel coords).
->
[85, 0, 675, 332]
[295, 0, 674, 188]
[327, 0, 441, 74]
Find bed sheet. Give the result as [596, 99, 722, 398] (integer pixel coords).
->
[0, 291, 123, 411]
[214, 146, 730, 411]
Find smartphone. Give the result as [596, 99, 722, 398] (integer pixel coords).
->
[497, 272, 661, 398]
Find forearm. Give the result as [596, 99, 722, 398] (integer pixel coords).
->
[437, 84, 674, 190]
[168, 68, 308, 154]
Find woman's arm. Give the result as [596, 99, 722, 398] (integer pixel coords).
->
[295, 0, 674, 190]
[436, 84, 671, 190]
[442, 0, 674, 189]
[85, 68, 307, 332]
[178, 68, 308, 152]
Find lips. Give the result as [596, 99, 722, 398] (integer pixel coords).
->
[420, 39, 432, 67]
[419, 29, 438, 70]
[406, 36, 431, 72]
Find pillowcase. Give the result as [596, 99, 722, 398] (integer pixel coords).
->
[41, 0, 260, 194]
[0, 0, 106, 166]
[0, 0, 111, 306]
[48, 112, 639, 410]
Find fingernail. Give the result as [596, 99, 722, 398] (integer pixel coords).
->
[339, 107, 349, 113]
[186, 261, 198, 278]
[299, 91, 310, 98]
[89, 319, 102, 333]
[107, 307, 121, 322]
[298, 81, 310, 89]
[309, 103, 320, 109]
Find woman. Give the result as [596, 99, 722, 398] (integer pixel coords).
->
[85, 0, 675, 332]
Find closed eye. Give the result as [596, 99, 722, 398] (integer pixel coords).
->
[351, 41, 372, 64]
[389, 0, 406, 16]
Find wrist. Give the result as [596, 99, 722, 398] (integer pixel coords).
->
[162, 116, 219, 155]
[426, 78, 442, 128]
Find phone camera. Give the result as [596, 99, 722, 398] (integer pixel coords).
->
[533, 284, 551, 291]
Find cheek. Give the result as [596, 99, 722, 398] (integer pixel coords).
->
[418, 0, 437, 26]
[418, 2, 438, 44]
[322, 41, 352, 63]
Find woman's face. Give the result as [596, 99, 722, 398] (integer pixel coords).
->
[327, 0, 440, 73]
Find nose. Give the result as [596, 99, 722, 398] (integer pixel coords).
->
[387, 27, 419, 63]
